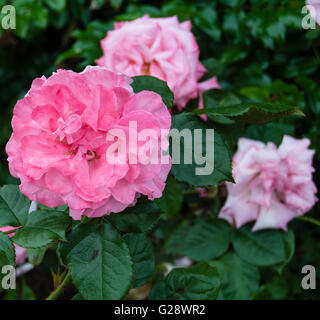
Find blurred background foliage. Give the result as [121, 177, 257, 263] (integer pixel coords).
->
[0, 0, 320, 299]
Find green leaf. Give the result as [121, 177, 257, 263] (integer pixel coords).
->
[0, 185, 30, 227]
[155, 175, 183, 216]
[238, 80, 306, 110]
[149, 280, 171, 300]
[166, 262, 221, 300]
[15, 2, 49, 37]
[201, 58, 224, 80]
[125, 4, 160, 16]
[201, 89, 240, 124]
[197, 102, 304, 124]
[274, 229, 295, 274]
[27, 247, 47, 265]
[232, 225, 286, 266]
[164, 222, 190, 256]
[33, 5, 49, 29]
[161, 1, 194, 21]
[3, 281, 36, 300]
[72, 293, 84, 300]
[55, 48, 84, 65]
[264, 276, 288, 299]
[131, 76, 174, 109]
[37, 204, 68, 212]
[184, 219, 231, 261]
[170, 113, 233, 186]
[59, 219, 132, 300]
[285, 57, 318, 79]
[56, 20, 113, 67]
[12, 210, 71, 248]
[246, 122, 295, 146]
[222, 9, 245, 40]
[203, 89, 241, 108]
[309, 125, 320, 161]
[110, 0, 123, 10]
[250, 286, 272, 300]
[0, 232, 15, 269]
[68, 0, 88, 21]
[270, 80, 305, 109]
[44, 0, 66, 11]
[211, 253, 260, 299]
[224, 0, 246, 8]
[194, 7, 221, 41]
[238, 86, 270, 101]
[124, 233, 155, 288]
[220, 45, 247, 64]
[107, 197, 162, 233]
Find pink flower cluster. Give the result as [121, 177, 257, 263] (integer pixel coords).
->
[0, 227, 27, 265]
[219, 136, 318, 231]
[96, 15, 220, 111]
[6, 66, 171, 220]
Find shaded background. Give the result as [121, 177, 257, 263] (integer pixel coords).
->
[0, 0, 319, 299]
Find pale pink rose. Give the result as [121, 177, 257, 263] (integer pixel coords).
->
[96, 15, 219, 112]
[219, 136, 318, 231]
[0, 226, 27, 265]
[307, 0, 320, 25]
[6, 66, 171, 220]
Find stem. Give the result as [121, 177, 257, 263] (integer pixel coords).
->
[45, 268, 72, 301]
[298, 216, 320, 227]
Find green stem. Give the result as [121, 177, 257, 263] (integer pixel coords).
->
[298, 216, 320, 227]
[45, 268, 72, 301]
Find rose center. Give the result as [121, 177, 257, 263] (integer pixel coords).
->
[142, 62, 151, 75]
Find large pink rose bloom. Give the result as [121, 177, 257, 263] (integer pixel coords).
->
[0, 227, 27, 265]
[6, 66, 172, 220]
[219, 136, 318, 231]
[96, 15, 220, 111]
[307, 0, 320, 25]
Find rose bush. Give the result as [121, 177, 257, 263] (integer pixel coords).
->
[0, 0, 319, 301]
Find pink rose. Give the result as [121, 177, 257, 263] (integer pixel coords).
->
[96, 15, 220, 112]
[6, 66, 172, 220]
[0, 226, 27, 265]
[219, 136, 318, 231]
[307, 0, 320, 25]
